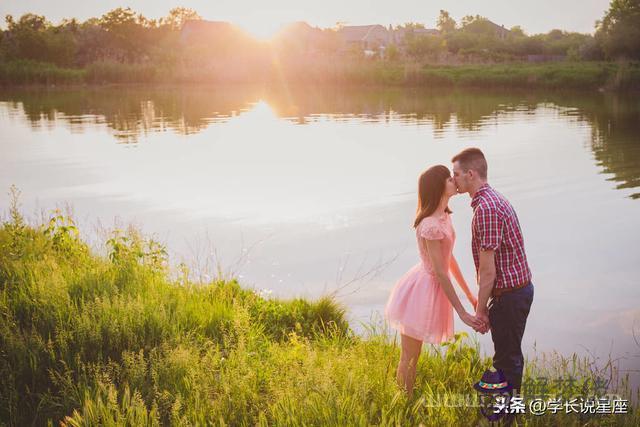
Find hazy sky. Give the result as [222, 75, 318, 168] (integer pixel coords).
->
[0, 1, 611, 38]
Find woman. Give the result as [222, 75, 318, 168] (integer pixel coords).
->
[384, 165, 482, 396]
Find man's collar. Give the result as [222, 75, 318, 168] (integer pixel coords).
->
[471, 183, 491, 207]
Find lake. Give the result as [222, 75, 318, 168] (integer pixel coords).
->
[1, 85, 639, 388]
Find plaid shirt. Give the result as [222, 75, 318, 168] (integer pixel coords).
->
[471, 183, 532, 292]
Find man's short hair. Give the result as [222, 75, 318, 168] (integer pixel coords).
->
[451, 147, 488, 179]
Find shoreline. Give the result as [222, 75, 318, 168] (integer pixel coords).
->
[1, 60, 640, 92]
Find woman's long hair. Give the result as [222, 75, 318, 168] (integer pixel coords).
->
[413, 165, 452, 228]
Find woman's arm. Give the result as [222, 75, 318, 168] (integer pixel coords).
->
[424, 239, 482, 330]
[449, 254, 477, 310]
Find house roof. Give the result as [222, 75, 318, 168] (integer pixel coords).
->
[339, 25, 389, 43]
[483, 20, 511, 34]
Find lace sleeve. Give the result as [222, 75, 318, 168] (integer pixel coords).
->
[418, 218, 445, 240]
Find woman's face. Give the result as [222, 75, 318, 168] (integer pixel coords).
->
[444, 176, 458, 198]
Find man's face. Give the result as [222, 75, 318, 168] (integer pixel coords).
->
[452, 161, 470, 194]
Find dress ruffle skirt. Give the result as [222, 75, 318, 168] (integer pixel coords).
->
[384, 262, 454, 344]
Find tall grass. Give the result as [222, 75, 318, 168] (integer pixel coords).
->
[2, 59, 639, 90]
[1, 191, 638, 425]
[0, 60, 85, 85]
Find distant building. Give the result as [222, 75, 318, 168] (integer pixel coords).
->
[483, 20, 511, 40]
[338, 25, 390, 51]
[390, 27, 440, 45]
[337, 24, 440, 54]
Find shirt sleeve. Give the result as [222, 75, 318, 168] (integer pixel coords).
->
[474, 204, 502, 251]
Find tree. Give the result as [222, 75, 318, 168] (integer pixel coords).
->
[99, 7, 138, 32]
[161, 7, 201, 31]
[385, 43, 400, 61]
[98, 8, 153, 62]
[3, 14, 50, 62]
[397, 22, 425, 30]
[405, 34, 445, 61]
[437, 10, 456, 34]
[595, 0, 640, 59]
[509, 26, 526, 37]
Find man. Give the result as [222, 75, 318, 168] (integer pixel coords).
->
[451, 147, 534, 397]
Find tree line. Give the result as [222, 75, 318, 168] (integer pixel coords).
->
[0, 1, 638, 70]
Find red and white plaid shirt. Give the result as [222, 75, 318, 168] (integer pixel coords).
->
[471, 183, 532, 292]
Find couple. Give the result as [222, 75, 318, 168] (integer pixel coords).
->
[385, 147, 534, 397]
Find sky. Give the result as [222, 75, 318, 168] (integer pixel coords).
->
[0, 0, 612, 39]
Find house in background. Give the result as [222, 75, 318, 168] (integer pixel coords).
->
[389, 27, 440, 45]
[337, 24, 441, 56]
[478, 20, 511, 40]
[338, 25, 391, 53]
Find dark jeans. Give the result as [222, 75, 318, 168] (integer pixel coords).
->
[488, 282, 534, 392]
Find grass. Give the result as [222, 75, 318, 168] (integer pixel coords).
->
[1, 59, 640, 90]
[0, 60, 86, 85]
[1, 189, 638, 425]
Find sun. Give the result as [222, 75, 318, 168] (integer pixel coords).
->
[237, 19, 284, 41]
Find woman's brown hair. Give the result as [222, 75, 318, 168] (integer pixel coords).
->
[413, 165, 452, 228]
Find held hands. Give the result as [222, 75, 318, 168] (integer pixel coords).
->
[462, 293, 489, 334]
[459, 311, 485, 331]
[474, 306, 490, 334]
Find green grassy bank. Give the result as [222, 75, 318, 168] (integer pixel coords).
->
[0, 196, 638, 425]
[1, 59, 639, 91]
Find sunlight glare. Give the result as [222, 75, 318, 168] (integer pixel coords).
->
[237, 19, 284, 41]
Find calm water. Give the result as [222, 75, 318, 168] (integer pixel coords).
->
[1, 86, 639, 386]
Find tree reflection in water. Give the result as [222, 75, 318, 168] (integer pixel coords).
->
[1, 86, 638, 199]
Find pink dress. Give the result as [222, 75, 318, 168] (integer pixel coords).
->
[384, 213, 455, 344]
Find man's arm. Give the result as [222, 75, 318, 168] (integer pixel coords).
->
[476, 249, 496, 333]
[473, 204, 501, 333]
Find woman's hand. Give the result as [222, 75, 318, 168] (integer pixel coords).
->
[459, 311, 484, 330]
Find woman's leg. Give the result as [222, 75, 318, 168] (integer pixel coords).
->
[396, 334, 423, 396]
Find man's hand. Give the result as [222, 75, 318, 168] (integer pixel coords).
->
[459, 311, 484, 331]
[475, 306, 490, 334]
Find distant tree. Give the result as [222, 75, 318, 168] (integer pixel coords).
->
[98, 8, 154, 62]
[3, 14, 50, 62]
[437, 10, 456, 34]
[99, 7, 138, 32]
[547, 29, 564, 41]
[460, 15, 481, 28]
[397, 22, 425, 30]
[1, 13, 80, 66]
[460, 15, 498, 36]
[405, 34, 445, 61]
[385, 43, 400, 61]
[509, 25, 526, 37]
[595, 0, 640, 59]
[161, 7, 201, 31]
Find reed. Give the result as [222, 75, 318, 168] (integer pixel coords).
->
[2, 59, 639, 91]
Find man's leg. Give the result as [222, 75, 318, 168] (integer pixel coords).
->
[488, 283, 534, 392]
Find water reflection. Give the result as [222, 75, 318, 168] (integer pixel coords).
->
[1, 86, 638, 198]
